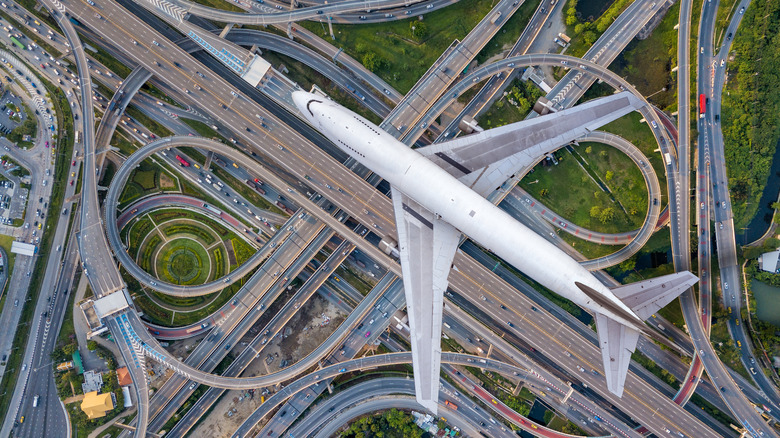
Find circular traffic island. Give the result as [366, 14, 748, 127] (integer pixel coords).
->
[155, 238, 212, 285]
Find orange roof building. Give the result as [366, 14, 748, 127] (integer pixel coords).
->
[81, 391, 114, 419]
[116, 367, 132, 387]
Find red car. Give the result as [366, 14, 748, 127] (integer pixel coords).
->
[365, 331, 371, 338]
[69, 180, 74, 186]
[72, 160, 76, 166]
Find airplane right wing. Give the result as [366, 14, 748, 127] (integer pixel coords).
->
[390, 186, 461, 415]
[594, 312, 640, 397]
[418, 91, 644, 197]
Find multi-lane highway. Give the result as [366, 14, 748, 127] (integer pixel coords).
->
[2, 0, 774, 436]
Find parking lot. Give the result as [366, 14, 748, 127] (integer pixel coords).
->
[0, 163, 26, 224]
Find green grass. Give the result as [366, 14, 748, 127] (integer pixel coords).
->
[579, 142, 648, 223]
[558, 231, 623, 259]
[519, 147, 640, 234]
[611, 1, 679, 111]
[299, 0, 502, 94]
[161, 222, 217, 245]
[190, 0, 244, 12]
[0, 234, 17, 282]
[156, 239, 212, 286]
[117, 160, 180, 208]
[474, 0, 541, 64]
[125, 105, 174, 138]
[77, 34, 132, 79]
[601, 112, 669, 193]
[111, 131, 138, 157]
[179, 118, 228, 144]
[135, 281, 245, 327]
[258, 50, 383, 125]
[715, 0, 741, 46]
[210, 165, 285, 215]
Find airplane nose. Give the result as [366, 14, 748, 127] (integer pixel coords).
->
[291, 91, 309, 113]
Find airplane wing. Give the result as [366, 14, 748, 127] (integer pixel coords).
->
[594, 312, 640, 397]
[418, 91, 644, 197]
[390, 186, 461, 415]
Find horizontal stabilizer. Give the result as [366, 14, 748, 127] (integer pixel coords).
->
[611, 272, 698, 321]
[595, 312, 640, 397]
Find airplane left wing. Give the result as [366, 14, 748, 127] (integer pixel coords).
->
[390, 186, 461, 415]
[594, 312, 640, 397]
[418, 91, 644, 197]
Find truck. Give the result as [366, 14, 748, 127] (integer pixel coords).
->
[490, 11, 502, 24]
[664, 153, 672, 166]
[202, 203, 222, 216]
[185, 326, 200, 334]
[9, 36, 24, 50]
[444, 400, 458, 410]
[175, 155, 190, 167]
[699, 93, 706, 118]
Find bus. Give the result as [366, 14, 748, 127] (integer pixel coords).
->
[699, 93, 706, 118]
[9, 36, 24, 50]
[175, 155, 190, 167]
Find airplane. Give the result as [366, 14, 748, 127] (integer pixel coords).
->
[291, 90, 697, 414]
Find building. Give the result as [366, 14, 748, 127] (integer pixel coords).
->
[10, 241, 36, 257]
[82, 370, 104, 393]
[758, 250, 780, 273]
[116, 367, 132, 387]
[80, 391, 115, 419]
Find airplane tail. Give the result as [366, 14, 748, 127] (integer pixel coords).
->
[610, 271, 698, 321]
[596, 272, 698, 397]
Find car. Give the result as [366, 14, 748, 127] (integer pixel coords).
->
[699, 349, 705, 356]
[739, 6, 745, 14]
[364, 331, 371, 338]
[359, 15, 366, 19]
[500, 304, 506, 310]
[651, 120, 658, 129]
[700, 202, 705, 210]
[724, 282, 729, 290]
[559, 221, 566, 228]
[727, 32, 733, 40]
[700, 47, 704, 54]
[721, 59, 725, 67]
[152, 40, 159, 46]
[189, 382, 196, 389]
[225, 344, 231, 350]
[72, 160, 76, 166]
[69, 180, 74, 186]
[507, 321, 514, 327]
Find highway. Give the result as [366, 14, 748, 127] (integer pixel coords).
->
[703, 0, 780, 417]
[13, 1, 768, 436]
[64, 2, 728, 435]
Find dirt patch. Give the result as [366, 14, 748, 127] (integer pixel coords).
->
[159, 171, 176, 189]
[189, 294, 346, 437]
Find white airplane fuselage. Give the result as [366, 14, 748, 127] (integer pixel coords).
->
[293, 92, 644, 330]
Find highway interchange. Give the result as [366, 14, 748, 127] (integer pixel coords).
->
[0, 0, 776, 436]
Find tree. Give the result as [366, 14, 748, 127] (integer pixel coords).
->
[585, 145, 592, 154]
[583, 31, 598, 45]
[599, 207, 615, 224]
[87, 340, 98, 351]
[62, 343, 78, 356]
[589, 205, 602, 218]
[618, 257, 636, 272]
[410, 21, 428, 40]
[539, 188, 549, 198]
[605, 170, 614, 181]
[362, 52, 382, 72]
